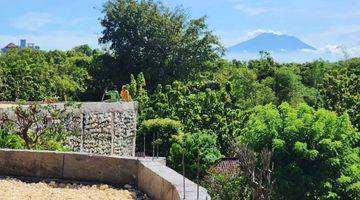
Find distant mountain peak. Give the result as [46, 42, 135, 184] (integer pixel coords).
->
[228, 32, 316, 53]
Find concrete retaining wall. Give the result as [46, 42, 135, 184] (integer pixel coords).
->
[0, 149, 211, 200]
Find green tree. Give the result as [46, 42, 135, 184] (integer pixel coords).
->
[0, 48, 90, 101]
[73, 44, 94, 56]
[138, 118, 182, 157]
[300, 60, 328, 88]
[100, 0, 223, 87]
[273, 66, 304, 104]
[169, 131, 222, 180]
[320, 58, 360, 129]
[239, 103, 360, 199]
[247, 51, 278, 80]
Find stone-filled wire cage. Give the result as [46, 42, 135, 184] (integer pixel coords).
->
[65, 102, 138, 157]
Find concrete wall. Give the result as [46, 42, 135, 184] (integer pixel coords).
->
[0, 149, 211, 200]
[0, 102, 138, 157]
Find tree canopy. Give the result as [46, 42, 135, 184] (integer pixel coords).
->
[0, 48, 90, 101]
[100, 0, 223, 87]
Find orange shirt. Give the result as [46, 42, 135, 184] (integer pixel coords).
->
[121, 89, 131, 101]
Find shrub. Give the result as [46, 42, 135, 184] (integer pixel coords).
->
[0, 126, 24, 149]
[169, 131, 222, 179]
[0, 102, 79, 150]
[204, 168, 250, 200]
[137, 118, 182, 157]
[239, 102, 360, 199]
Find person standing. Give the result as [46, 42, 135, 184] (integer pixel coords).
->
[121, 85, 131, 102]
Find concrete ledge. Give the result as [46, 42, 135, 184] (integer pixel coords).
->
[0, 149, 63, 179]
[63, 154, 138, 185]
[139, 161, 210, 200]
[0, 149, 211, 200]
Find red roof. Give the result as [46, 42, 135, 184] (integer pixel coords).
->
[4, 43, 18, 49]
[213, 158, 239, 173]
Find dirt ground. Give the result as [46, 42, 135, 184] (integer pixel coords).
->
[0, 104, 14, 109]
[0, 178, 137, 200]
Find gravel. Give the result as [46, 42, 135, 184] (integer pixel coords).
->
[0, 177, 142, 200]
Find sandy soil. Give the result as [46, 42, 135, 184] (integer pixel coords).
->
[0, 104, 14, 109]
[0, 178, 137, 200]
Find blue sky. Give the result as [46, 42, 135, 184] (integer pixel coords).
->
[1, 0, 359, 60]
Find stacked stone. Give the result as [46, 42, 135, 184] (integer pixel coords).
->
[113, 111, 136, 156]
[63, 102, 137, 157]
[65, 116, 82, 152]
[82, 113, 112, 155]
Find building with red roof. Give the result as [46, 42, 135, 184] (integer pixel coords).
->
[1, 43, 19, 53]
[1, 40, 40, 54]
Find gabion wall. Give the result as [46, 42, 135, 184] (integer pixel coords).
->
[65, 102, 137, 156]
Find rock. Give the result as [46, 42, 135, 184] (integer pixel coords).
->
[99, 184, 109, 190]
[65, 107, 137, 157]
[123, 184, 132, 189]
[48, 181, 56, 187]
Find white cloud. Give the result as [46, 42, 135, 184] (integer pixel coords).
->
[299, 44, 360, 58]
[245, 29, 283, 39]
[218, 29, 284, 47]
[11, 12, 53, 32]
[323, 45, 345, 55]
[321, 45, 360, 57]
[234, 3, 268, 15]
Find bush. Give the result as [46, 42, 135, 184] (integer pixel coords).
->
[204, 165, 250, 200]
[0, 102, 79, 150]
[239, 102, 360, 199]
[137, 118, 182, 157]
[0, 126, 24, 149]
[169, 131, 222, 180]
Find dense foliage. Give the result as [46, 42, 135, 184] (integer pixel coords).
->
[320, 58, 360, 130]
[0, 0, 359, 199]
[0, 48, 90, 101]
[138, 118, 182, 157]
[239, 103, 359, 199]
[169, 131, 222, 180]
[100, 0, 223, 87]
[204, 168, 250, 200]
[0, 126, 24, 149]
[0, 103, 79, 150]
